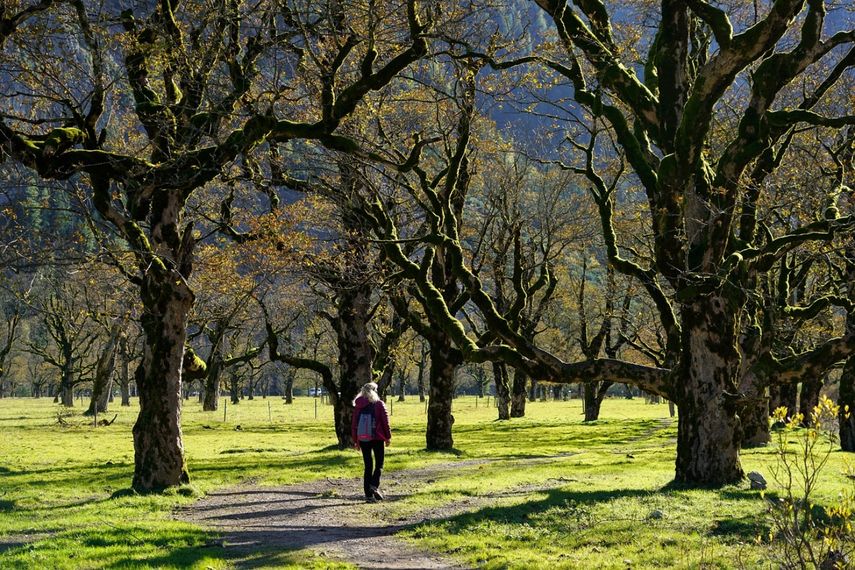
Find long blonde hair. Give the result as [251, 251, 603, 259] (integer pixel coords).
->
[354, 382, 380, 405]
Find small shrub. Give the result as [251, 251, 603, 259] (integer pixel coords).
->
[55, 407, 76, 427]
[764, 396, 855, 569]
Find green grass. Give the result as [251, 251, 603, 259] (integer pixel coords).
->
[0, 395, 852, 568]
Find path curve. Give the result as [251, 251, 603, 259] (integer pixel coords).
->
[178, 418, 675, 569]
[178, 462, 490, 569]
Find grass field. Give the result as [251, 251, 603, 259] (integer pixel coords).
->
[0, 394, 852, 569]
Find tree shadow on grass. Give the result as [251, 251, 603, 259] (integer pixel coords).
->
[0, 524, 344, 570]
[67, 523, 383, 569]
[422, 447, 465, 457]
[406, 485, 767, 542]
[106, 544, 344, 570]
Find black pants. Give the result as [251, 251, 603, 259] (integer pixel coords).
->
[359, 440, 385, 497]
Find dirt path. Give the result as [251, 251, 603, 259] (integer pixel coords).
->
[177, 456, 578, 569]
[178, 461, 496, 569]
[178, 418, 675, 569]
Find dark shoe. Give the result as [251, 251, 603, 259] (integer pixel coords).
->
[371, 488, 384, 501]
[366, 495, 377, 503]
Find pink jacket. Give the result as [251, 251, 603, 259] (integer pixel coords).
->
[351, 396, 391, 443]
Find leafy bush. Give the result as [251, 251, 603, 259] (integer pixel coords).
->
[764, 396, 855, 569]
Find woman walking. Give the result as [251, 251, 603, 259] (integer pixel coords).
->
[351, 382, 391, 502]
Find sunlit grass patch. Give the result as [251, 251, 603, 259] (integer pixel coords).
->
[1, 395, 852, 568]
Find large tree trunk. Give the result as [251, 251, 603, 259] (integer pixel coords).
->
[799, 376, 823, 424]
[86, 322, 122, 416]
[739, 385, 770, 449]
[737, 371, 770, 448]
[284, 369, 294, 404]
[769, 383, 798, 418]
[739, 399, 770, 448]
[202, 328, 225, 411]
[511, 369, 527, 417]
[229, 373, 240, 404]
[493, 362, 510, 420]
[674, 296, 744, 486]
[132, 273, 193, 492]
[333, 284, 374, 449]
[203, 361, 222, 411]
[583, 381, 612, 422]
[426, 336, 460, 450]
[59, 362, 74, 407]
[397, 370, 406, 402]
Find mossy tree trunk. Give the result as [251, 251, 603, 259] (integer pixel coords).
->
[229, 371, 241, 404]
[426, 336, 461, 450]
[739, 399, 770, 448]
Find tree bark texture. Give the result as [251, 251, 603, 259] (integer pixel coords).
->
[417, 350, 427, 403]
[229, 373, 240, 404]
[202, 361, 222, 411]
[86, 322, 122, 416]
[493, 362, 511, 420]
[284, 369, 295, 404]
[132, 274, 193, 492]
[739, 398, 770, 448]
[59, 361, 74, 407]
[769, 383, 798, 418]
[674, 296, 744, 486]
[511, 369, 527, 417]
[119, 332, 131, 406]
[333, 283, 374, 448]
[397, 370, 406, 402]
[799, 376, 823, 424]
[583, 381, 612, 422]
[839, 355, 855, 451]
[426, 337, 459, 450]
[737, 371, 770, 448]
